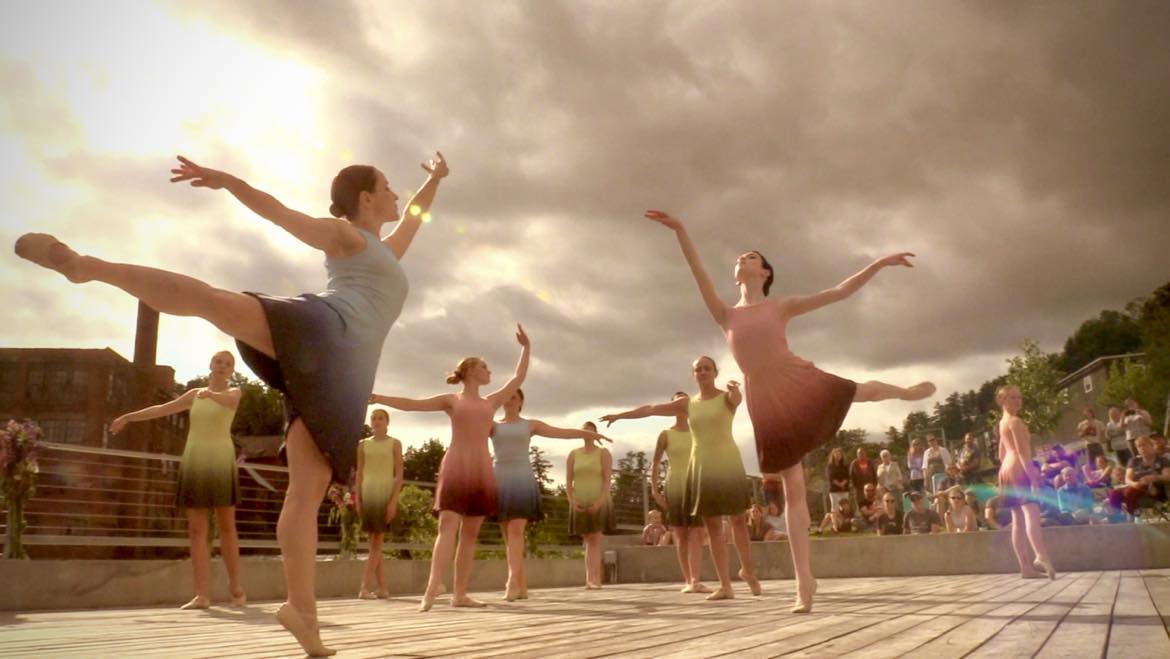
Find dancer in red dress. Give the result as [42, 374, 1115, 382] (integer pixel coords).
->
[371, 325, 529, 611]
[644, 209, 935, 613]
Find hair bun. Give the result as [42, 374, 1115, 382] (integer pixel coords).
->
[446, 373, 462, 385]
[328, 202, 344, 218]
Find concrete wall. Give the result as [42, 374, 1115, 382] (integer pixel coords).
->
[3, 523, 1166, 611]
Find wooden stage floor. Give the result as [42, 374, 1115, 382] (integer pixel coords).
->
[1, 570, 1168, 658]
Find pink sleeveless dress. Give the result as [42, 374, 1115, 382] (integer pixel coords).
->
[433, 394, 499, 517]
[997, 421, 1035, 508]
[725, 302, 856, 472]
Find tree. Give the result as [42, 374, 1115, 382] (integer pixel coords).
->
[1128, 282, 1170, 432]
[995, 339, 1069, 437]
[1058, 310, 1143, 373]
[1098, 358, 1156, 410]
[403, 438, 446, 483]
[610, 450, 650, 525]
[529, 445, 554, 495]
[804, 428, 872, 492]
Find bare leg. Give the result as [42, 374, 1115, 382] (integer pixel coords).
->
[360, 533, 383, 597]
[583, 533, 604, 588]
[421, 511, 461, 611]
[686, 527, 709, 591]
[702, 516, 734, 600]
[275, 420, 335, 657]
[452, 516, 486, 607]
[515, 520, 530, 598]
[730, 515, 762, 595]
[373, 533, 388, 596]
[673, 525, 693, 590]
[214, 506, 245, 604]
[183, 508, 211, 609]
[770, 467, 816, 613]
[502, 519, 524, 600]
[1009, 507, 1040, 577]
[1023, 503, 1055, 579]
[854, 380, 935, 403]
[14, 237, 275, 358]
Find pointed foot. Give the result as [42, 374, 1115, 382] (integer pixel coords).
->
[275, 603, 336, 657]
[738, 569, 762, 596]
[14, 233, 87, 282]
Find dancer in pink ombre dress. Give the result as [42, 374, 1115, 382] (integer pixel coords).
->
[371, 324, 530, 612]
[644, 209, 935, 614]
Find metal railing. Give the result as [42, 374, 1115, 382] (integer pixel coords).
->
[0, 442, 655, 558]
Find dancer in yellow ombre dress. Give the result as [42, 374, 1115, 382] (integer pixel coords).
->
[355, 409, 403, 600]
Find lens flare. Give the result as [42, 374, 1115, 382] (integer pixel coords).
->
[409, 204, 422, 216]
[421, 212, 433, 224]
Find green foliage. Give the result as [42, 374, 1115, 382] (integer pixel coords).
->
[1058, 309, 1143, 373]
[804, 428, 873, 491]
[403, 438, 446, 483]
[1098, 359, 1156, 411]
[994, 339, 1069, 437]
[1127, 282, 1170, 431]
[529, 445, 554, 495]
[611, 450, 649, 523]
[389, 484, 438, 558]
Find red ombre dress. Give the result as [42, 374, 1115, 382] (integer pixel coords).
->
[725, 302, 857, 473]
[433, 394, 499, 517]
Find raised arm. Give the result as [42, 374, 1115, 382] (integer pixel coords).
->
[600, 396, 688, 427]
[487, 325, 530, 408]
[383, 152, 449, 260]
[369, 393, 453, 413]
[529, 420, 612, 443]
[785, 253, 915, 317]
[644, 210, 730, 329]
[725, 381, 743, 411]
[170, 156, 360, 256]
[110, 389, 198, 434]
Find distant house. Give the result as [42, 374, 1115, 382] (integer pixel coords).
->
[1053, 352, 1144, 442]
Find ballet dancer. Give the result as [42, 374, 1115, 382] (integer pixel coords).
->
[648, 392, 707, 593]
[996, 385, 1056, 579]
[566, 422, 614, 590]
[355, 408, 403, 599]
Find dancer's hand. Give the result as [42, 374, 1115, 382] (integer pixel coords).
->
[652, 491, 668, 510]
[726, 380, 741, 394]
[196, 389, 214, 399]
[588, 501, 603, 513]
[385, 499, 398, 523]
[583, 429, 612, 444]
[368, 394, 382, 405]
[599, 414, 621, 428]
[110, 416, 128, 435]
[515, 323, 530, 348]
[170, 156, 231, 189]
[644, 209, 683, 231]
[421, 151, 449, 179]
[876, 252, 915, 268]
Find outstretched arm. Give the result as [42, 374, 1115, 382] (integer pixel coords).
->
[529, 420, 612, 443]
[600, 396, 689, 427]
[644, 210, 729, 329]
[487, 325, 531, 407]
[170, 156, 361, 256]
[725, 380, 743, 411]
[369, 393, 453, 413]
[110, 389, 198, 434]
[384, 152, 449, 260]
[785, 253, 915, 317]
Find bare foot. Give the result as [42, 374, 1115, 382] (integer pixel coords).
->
[179, 596, 210, 610]
[903, 382, 937, 401]
[517, 588, 529, 600]
[680, 583, 694, 593]
[1035, 558, 1057, 581]
[791, 579, 817, 614]
[451, 595, 487, 608]
[738, 569, 763, 596]
[1021, 570, 1045, 579]
[275, 603, 336, 657]
[503, 587, 521, 602]
[14, 234, 88, 283]
[230, 589, 247, 607]
[705, 586, 735, 601]
[418, 583, 446, 612]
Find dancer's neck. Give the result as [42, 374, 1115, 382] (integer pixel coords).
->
[738, 282, 768, 307]
[350, 216, 382, 238]
[671, 416, 689, 432]
[697, 381, 720, 399]
[460, 383, 482, 398]
[207, 374, 229, 392]
[501, 411, 523, 423]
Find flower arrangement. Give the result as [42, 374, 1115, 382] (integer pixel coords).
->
[1, 419, 42, 559]
[327, 483, 362, 559]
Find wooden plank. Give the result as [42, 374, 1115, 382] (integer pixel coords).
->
[1033, 571, 1120, 659]
[1105, 570, 1170, 658]
[963, 571, 1101, 658]
[1141, 568, 1170, 638]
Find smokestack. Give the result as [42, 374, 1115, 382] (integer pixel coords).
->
[133, 302, 159, 368]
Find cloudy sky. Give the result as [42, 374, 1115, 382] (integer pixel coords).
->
[2, 1, 1167, 482]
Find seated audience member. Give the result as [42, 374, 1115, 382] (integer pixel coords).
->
[657, 528, 676, 546]
[983, 495, 1012, 530]
[903, 492, 943, 535]
[747, 504, 768, 542]
[641, 510, 669, 546]
[854, 483, 880, 531]
[1107, 436, 1170, 516]
[764, 501, 788, 541]
[1042, 444, 1076, 483]
[818, 498, 856, 534]
[1154, 433, 1169, 461]
[1056, 467, 1095, 524]
[943, 486, 977, 533]
[874, 492, 903, 536]
[957, 433, 983, 485]
[1082, 454, 1113, 489]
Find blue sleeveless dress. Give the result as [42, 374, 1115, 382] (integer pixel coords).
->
[490, 420, 543, 521]
[236, 227, 408, 484]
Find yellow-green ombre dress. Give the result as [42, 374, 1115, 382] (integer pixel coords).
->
[663, 428, 700, 527]
[358, 435, 401, 533]
[569, 446, 614, 535]
[176, 395, 240, 508]
[683, 393, 752, 517]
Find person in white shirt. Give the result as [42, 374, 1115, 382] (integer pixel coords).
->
[876, 449, 905, 505]
[922, 435, 953, 494]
